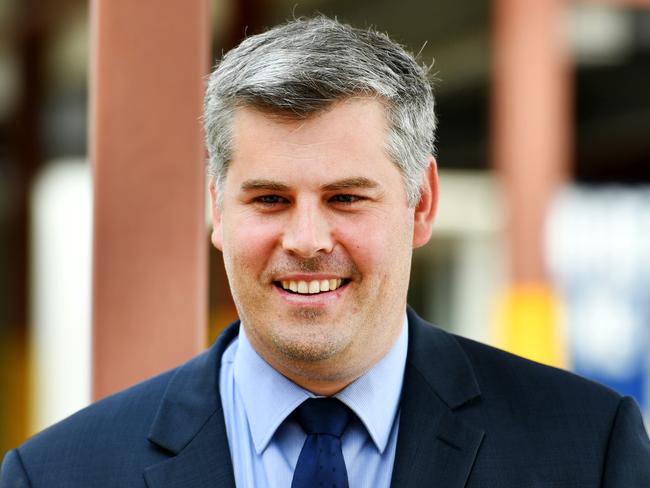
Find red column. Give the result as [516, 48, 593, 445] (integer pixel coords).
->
[491, 0, 570, 366]
[586, 0, 650, 5]
[89, 0, 210, 400]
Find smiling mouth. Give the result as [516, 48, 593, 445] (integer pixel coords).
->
[274, 279, 350, 295]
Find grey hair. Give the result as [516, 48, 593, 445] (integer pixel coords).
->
[204, 16, 436, 207]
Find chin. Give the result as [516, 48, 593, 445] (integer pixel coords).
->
[270, 326, 351, 364]
[288, 307, 330, 322]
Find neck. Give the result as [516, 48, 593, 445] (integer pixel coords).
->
[244, 319, 404, 397]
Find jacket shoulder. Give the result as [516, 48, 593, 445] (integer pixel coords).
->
[5, 323, 239, 488]
[23, 367, 175, 452]
[451, 334, 650, 484]
[451, 333, 625, 462]
[7, 365, 180, 487]
[453, 333, 621, 409]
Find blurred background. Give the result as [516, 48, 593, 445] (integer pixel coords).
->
[1, 0, 650, 457]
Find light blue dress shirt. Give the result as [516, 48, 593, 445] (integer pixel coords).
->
[219, 316, 408, 488]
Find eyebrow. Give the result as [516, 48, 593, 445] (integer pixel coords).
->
[320, 177, 379, 191]
[240, 177, 380, 193]
[240, 180, 291, 192]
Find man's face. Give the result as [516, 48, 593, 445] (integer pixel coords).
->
[211, 99, 437, 392]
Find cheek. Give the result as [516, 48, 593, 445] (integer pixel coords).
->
[337, 208, 415, 288]
[222, 215, 281, 272]
[335, 218, 402, 273]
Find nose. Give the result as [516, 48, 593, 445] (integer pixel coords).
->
[282, 199, 334, 258]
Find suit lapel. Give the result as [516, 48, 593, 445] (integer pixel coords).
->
[141, 312, 484, 487]
[143, 410, 235, 488]
[143, 323, 240, 488]
[390, 309, 485, 488]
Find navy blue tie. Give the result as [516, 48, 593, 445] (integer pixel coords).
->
[291, 398, 351, 488]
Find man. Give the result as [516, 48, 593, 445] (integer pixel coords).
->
[2, 16, 649, 488]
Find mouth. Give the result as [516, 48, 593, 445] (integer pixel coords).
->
[274, 278, 351, 295]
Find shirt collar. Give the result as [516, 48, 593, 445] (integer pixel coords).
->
[335, 316, 407, 453]
[233, 315, 408, 455]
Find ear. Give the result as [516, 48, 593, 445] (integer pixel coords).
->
[209, 180, 223, 251]
[412, 156, 438, 249]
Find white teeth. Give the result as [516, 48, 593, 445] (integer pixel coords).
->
[280, 279, 345, 294]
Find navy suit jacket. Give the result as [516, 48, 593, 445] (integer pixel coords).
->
[2, 308, 649, 487]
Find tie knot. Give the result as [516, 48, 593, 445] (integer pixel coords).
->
[294, 398, 350, 437]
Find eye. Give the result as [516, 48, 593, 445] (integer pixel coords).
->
[330, 194, 363, 205]
[254, 195, 289, 206]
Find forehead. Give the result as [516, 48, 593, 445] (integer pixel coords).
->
[228, 98, 394, 181]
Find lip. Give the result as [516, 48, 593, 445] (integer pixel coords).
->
[273, 279, 349, 307]
[274, 273, 346, 281]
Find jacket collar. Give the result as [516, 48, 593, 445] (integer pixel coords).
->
[405, 306, 481, 408]
[144, 322, 240, 488]
[390, 307, 485, 488]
